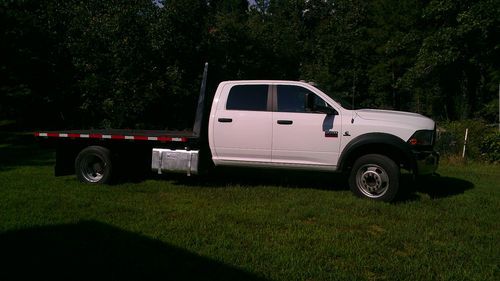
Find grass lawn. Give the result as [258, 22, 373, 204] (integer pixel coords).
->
[0, 132, 498, 280]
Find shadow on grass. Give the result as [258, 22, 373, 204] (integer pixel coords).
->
[162, 167, 349, 191]
[0, 131, 54, 171]
[0, 220, 267, 281]
[398, 174, 474, 201]
[170, 170, 473, 201]
[414, 174, 474, 199]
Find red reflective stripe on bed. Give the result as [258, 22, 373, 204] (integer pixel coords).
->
[34, 132, 189, 142]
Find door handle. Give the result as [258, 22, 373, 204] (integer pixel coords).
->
[218, 118, 232, 123]
[277, 120, 293, 125]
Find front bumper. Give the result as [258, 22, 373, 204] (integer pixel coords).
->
[413, 150, 439, 175]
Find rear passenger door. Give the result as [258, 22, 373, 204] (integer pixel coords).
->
[272, 85, 341, 168]
[212, 84, 273, 163]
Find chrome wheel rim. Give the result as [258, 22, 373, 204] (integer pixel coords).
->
[81, 154, 105, 183]
[356, 164, 389, 198]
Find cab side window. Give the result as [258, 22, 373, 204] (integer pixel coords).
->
[277, 85, 332, 113]
[226, 85, 268, 111]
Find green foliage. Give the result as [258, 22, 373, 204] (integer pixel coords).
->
[480, 132, 500, 163]
[1, 0, 499, 129]
[401, 0, 500, 119]
[436, 119, 497, 160]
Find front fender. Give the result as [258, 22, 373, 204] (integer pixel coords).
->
[338, 133, 416, 172]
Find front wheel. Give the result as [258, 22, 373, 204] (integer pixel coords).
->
[75, 146, 113, 184]
[348, 154, 400, 202]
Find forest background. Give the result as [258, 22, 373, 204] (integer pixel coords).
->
[1, 0, 499, 134]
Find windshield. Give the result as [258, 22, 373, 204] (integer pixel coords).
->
[309, 82, 354, 109]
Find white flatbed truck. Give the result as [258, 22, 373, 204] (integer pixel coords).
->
[35, 64, 439, 201]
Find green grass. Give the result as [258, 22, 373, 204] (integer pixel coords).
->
[0, 132, 499, 280]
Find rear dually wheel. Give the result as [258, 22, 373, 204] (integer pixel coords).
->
[75, 146, 113, 184]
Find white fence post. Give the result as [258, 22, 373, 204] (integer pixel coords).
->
[462, 128, 469, 158]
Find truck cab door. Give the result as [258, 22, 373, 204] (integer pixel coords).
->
[272, 85, 342, 169]
[211, 84, 273, 164]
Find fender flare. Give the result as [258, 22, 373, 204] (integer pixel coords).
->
[338, 133, 416, 172]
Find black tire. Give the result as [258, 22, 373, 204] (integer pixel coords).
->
[75, 146, 113, 184]
[348, 154, 400, 202]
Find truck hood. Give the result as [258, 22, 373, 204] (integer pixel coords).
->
[355, 109, 435, 129]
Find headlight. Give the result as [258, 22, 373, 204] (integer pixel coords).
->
[408, 130, 434, 146]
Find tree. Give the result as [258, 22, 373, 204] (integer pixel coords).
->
[401, 0, 500, 120]
[1, 0, 499, 129]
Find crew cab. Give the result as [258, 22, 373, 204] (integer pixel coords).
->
[35, 64, 439, 201]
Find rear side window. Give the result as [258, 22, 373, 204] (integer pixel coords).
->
[226, 85, 268, 111]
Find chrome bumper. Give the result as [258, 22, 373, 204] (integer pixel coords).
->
[413, 150, 439, 175]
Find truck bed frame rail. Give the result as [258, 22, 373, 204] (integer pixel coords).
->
[35, 131, 189, 143]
